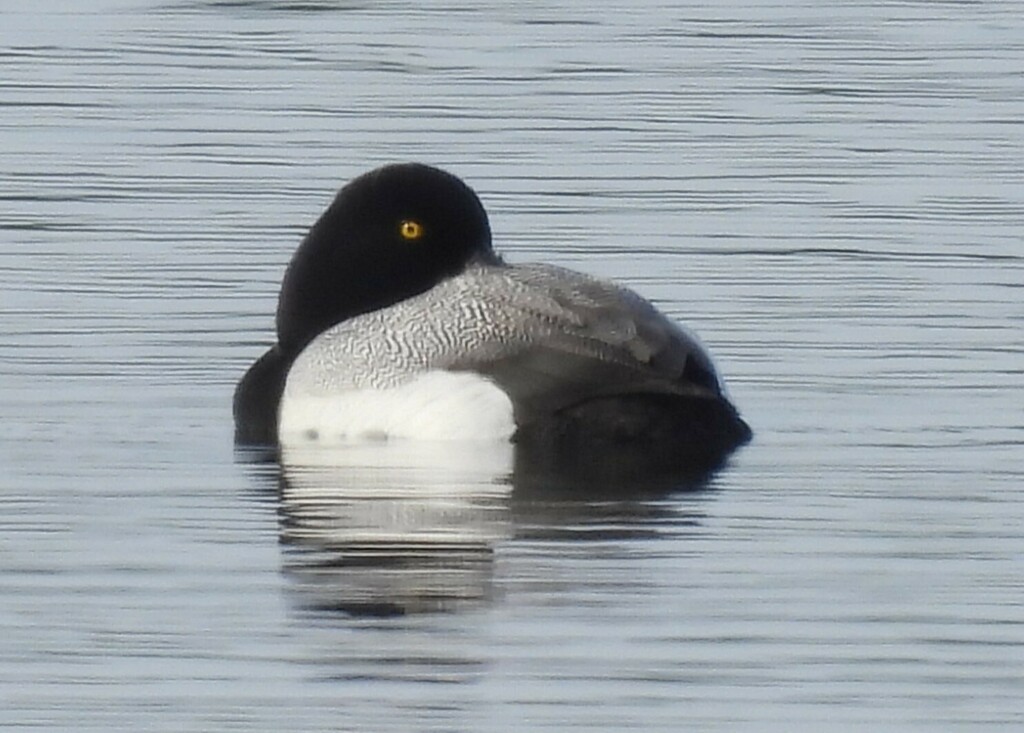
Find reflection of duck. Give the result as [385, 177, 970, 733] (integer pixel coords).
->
[259, 441, 715, 617]
[276, 442, 514, 616]
[234, 164, 750, 470]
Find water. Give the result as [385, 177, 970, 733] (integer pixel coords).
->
[2, 1, 1023, 730]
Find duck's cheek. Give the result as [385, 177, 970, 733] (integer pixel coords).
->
[278, 370, 515, 445]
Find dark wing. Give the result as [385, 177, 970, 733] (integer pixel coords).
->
[446, 264, 726, 425]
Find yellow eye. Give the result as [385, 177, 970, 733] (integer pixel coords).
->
[398, 219, 424, 241]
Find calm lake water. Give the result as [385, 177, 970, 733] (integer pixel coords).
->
[2, 0, 1023, 730]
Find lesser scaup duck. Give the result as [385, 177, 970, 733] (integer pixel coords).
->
[234, 163, 751, 466]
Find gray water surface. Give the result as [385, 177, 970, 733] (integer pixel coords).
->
[2, 1, 1023, 730]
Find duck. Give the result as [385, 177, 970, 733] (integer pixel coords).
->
[233, 163, 751, 468]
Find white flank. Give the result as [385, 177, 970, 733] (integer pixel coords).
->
[279, 369, 515, 445]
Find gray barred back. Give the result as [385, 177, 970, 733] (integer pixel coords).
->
[284, 262, 722, 419]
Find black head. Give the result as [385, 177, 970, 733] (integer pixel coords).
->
[275, 163, 497, 354]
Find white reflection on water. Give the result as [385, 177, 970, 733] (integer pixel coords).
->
[275, 441, 514, 615]
[260, 439, 724, 617]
